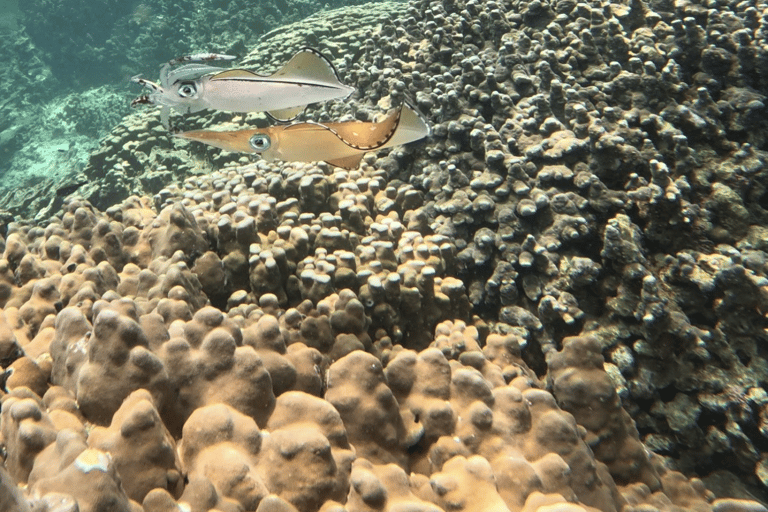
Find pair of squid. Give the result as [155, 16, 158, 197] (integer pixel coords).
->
[131, 48, 429, 169]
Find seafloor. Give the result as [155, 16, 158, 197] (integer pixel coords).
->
[2, 0, 768, 509]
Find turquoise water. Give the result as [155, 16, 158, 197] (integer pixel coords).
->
[0, 0, 384, 215]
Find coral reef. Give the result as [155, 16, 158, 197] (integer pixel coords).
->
[3, 0, 768, 508]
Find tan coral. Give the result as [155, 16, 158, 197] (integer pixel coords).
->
[0, 307, 27, 365]
[264, 391, 356, 511]
[87, 389, 183, 503]
[547, 335, 660, 490]
[17, 276, 61, 341]
[179, 403, 269, 511]
[29, 448, 140, 512]
[0, 258, 16, 309]
[339, 459, 444, 512]
[49, 306, 92, 392]
[5, 356, 48, 397]
[285, 342, 326, 397]
[28, 428, 88, 488]
[21, 312, 57, 360]
[159, 307, 275, 434]
[0, 388, 58, 483]
[242, 314, 298, 396]
[316, 290, 373, 358]
[42, 385, 86, 437]
[75, 301, 170, 425]
[428, 455, 510, 512]
[144, 202, 208, 262]
[384, 348, 455, 473]
[325, 350, 408, 467]
[482, 332, 538, 385]
[0, 465, 30, 512]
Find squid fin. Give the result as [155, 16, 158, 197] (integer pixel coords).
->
[274, 48, 346, 87]
[325, 154, 365, 169]
[384, 102, 432, 146]
[300, 106, 402, 151]
[267, 106, 306, 123]
[210, 69, 263, 79]
[334, 106, 402, 150]
[210, 49, 344, 87]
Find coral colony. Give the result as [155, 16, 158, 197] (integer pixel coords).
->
[3, 0, 768, 509]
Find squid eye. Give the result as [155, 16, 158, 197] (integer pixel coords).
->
[249, 133, 271, 152]
[177, 82, 197, 98]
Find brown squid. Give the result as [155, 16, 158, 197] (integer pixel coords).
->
[175, 102, 430, 169]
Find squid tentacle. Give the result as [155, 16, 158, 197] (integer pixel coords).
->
[130, 75, 161, 91]
[161, 54, 236, 87]
[164, 64, 230, 88]
[130, 95, 152, 108]
[166, 53, 236, 67]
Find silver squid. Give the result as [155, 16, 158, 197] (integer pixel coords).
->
[131, 48, 355, 128]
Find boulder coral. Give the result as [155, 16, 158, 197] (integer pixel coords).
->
[3, 0, 768, 507]
[86, 389, 183, 502]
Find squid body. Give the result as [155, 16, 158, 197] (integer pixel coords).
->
[132, 48, 354, 127]
[175, 103, 431, 169]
